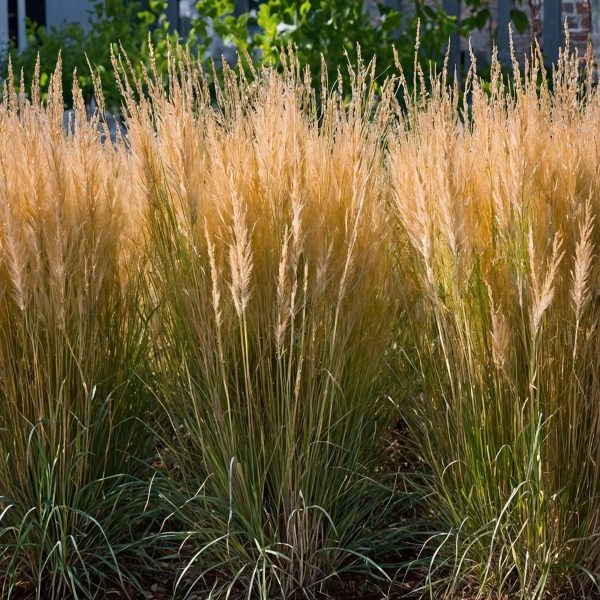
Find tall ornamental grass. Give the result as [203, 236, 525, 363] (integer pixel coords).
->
[2, 38, 600, 600]
[0, 61, 153, 599]
[389, 44, 600, 598]
[121, 52, 403, 598]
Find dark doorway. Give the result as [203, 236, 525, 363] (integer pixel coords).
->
[8, 0, 18, 46]
[8, 0, 46, 48]
[26, 0, 46, 26]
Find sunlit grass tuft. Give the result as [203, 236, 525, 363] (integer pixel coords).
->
[0, 60, 154, 599]
[389, 43, 600, 598]
[123, 51, 404, 598]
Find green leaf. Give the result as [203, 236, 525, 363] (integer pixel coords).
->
[474, 7, 490, 30]
[300, 0, 311, 19]
[510, 8, 529, 34]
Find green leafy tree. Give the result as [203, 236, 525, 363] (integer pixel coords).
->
[190, 0, 529, 87]
[193, 0, 448, 83]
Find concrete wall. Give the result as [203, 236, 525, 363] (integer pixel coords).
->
[45, 0, 95, 31]
[0, 0, 8, 50]
[593, 0, 600, 51]
[44, 0, 183, 32]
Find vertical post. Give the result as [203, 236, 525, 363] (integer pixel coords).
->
[543, 0, 562, 65]
[384, 0, 402, 40]
[235, 0, 249, 15]
[443, 0, 461, 78]
[0, 0, 9, 53]
[166, 0, 180, 32]
[497, 0, 512, 63]
[16, 0, 25, 50]
[593, 0, 600, 56]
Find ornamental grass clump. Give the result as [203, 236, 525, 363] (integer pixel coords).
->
[0, 61, 153, 599]
[122, 51, 402, 598]
[5, 35, 600, 600]
[389, 44, 600, 598]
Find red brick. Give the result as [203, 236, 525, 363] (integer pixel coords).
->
[569, 31, 590, 42]
[576, 1, 590, 14]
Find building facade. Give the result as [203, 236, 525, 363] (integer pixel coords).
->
[0, 0, 94, 51]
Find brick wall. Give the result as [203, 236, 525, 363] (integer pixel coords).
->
[564, 0, 592, 52]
